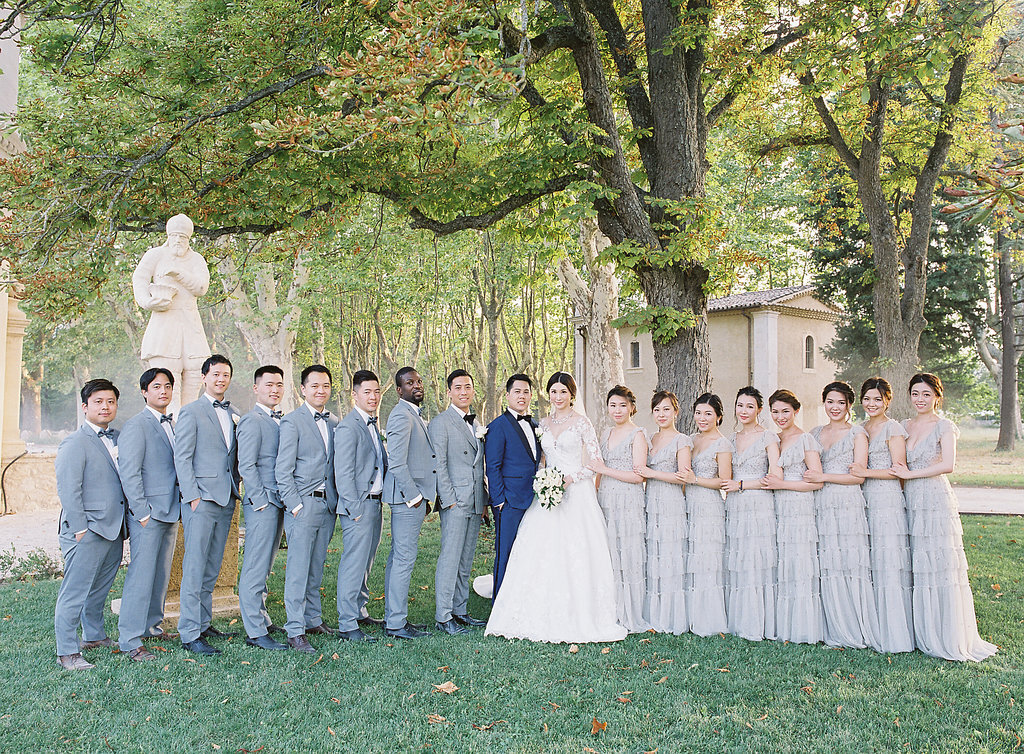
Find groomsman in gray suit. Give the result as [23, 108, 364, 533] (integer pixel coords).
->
[382, 366, 438, 640]
[174, 355, 241, 655]
[54, 379, 127, 670]
[429, 369, 488, 635]
[276, 365, 340, 653]
[334, 370, 388, 642]
[117, 368, 180, 661]
[235, 365, 289, 651]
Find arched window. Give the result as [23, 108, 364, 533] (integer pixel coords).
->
[804, 335, 815, 371]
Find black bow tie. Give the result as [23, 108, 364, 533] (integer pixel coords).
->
[367, 416, 378, 426]
[464, 413, 476, 424]
[314, 411, 331, 422]
[97, 428, 115, 439]
[270, 410, 283, 420]
[517, 413, 532, 423]
[212, 400, 231, 410]
[160, 413, 173, 424]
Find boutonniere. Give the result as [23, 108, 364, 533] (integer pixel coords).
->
[534, 426, 544, 440]
[475, 425, 488, 441]
[232, 414, 240, 425]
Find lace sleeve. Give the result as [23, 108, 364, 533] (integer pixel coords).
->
[573, 415, 603, 482]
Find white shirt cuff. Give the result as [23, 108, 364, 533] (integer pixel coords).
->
[293, 503, 303, 514]
[405, 494, 423, 508]
[139, 515, 150, 525]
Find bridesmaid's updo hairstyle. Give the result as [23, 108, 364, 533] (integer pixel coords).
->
[693, 392, 725, 426]
[607, 385, 638, 416]
[768, 389, 801, 411]
[735, 385, 764, 410]
[546, 371, 577, 403]
[651, 390, 679, 413]
[909, 372, 944, 408]
[859, 376, 893, 404]
[822, 380, 855, 405]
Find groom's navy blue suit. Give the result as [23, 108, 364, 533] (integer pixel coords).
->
[484, 409, 541, 597]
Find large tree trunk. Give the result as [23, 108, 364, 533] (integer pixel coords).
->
[996, 230, 1021, 450]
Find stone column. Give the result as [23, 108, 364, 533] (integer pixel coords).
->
[2, 293, 28, 460]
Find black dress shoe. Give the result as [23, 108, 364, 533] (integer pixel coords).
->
[246, 635, 288, 651]
[385, 623, 431, 640]
[267, 624, 286, 636]
[339, 628, 378, 643]
[452, 613, 487, 628]
[406, 621, 428, 631]
[201, 626, 237, 639]
[357, 615, 385, 627]
[435, 619, 470, 636]
[287, 636, 317, 653]
[305, 623, 339, 636]
[182, 638, 221, 655]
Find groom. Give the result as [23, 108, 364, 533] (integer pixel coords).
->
[484, 373, 540, 597]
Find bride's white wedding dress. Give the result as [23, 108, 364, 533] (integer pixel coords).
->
[485, 413, 628, 643]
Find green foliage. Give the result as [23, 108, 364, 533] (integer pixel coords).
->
[0, 547, 64, 583]
[613, 306, 698, 345]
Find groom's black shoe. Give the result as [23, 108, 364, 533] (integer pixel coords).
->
[385, 623, 431, 640]
[435, 620, 470, 636]
[452, 614, 486, 628]
[182, 638, 221, 655]
[358, 615, 385, 627]
[246, 635, 288, 651]
[339, 628, 378, 643]
[201, 626, 237, 639]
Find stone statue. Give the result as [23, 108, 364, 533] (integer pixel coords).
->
[133, 214, 212, 413]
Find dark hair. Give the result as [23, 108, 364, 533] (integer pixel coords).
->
[909, 372, 944, 407]
[693, 392, 724, 425]
[735, 386, 763, 410]
[254, 365, 284, 383]
[81, 378, 119, 403]
[822, 380, 855, 407]
[546, 372, 577, 401]
[447, 369, 473, 389]
[352, 370, 379, 389]
[506, 373, 533, 392]
[139, 368, 174, 392]
[607, 385, 638, 416]
[859, 376, 893, 403]
[769, 389, 801, 411]
[301, 364, 332, 385]
[201, 354, 233, 376]
[651, 390, 679, 412]
[395, 366, 418, 388]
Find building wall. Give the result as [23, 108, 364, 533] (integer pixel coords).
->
[776, 313, 840, 429]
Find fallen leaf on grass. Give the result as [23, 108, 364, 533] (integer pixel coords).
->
[220, 698, 229, 704]
[548, 701, 560, 710]
[327, 727, 335, 736]
[992, 584, 1001, 590]
[654, 676, 667, 685]
[427, 714, 449, 725]
[894, 717, 900, 728]
[471, 720, 506, 731]
[640, 638, 651, 644]
[800, 686, 813, 695]
[331, 698, 341, 704]
[183, 658, 196, 663]
[568, 644, 579, 654]
[616, 697, 632, 704]
[836, 706, 843, 714]
[745, 723, 753, 729]
[228, 619, 237, 625]
[757, 714, 768, 721]
[717, 666, 730, 673]
[240, 661, 250, 665]
[211, 745, 220, 750]
[644, 749, 658, 754]
[657, 659, 672, 665]
[419, 585, 430, 590]
[542, 723, 549, 733]
[601, 647, 611, 654]
[151, 646, 167, 652]
[437, 666, 449, 672]
[584, 749, 598, 753]
[281, 681, 292, 685]
[591, 717, 607, 735]
[159, 689, 171, 694]
[331, 653, 339, 660]
[432, 681, 459, 694]
[310, 654, 323, 667]
[162, 665, 169, 671]
[2, 615, 10, 621]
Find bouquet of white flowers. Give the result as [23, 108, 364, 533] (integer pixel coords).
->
[533, 466, 564, 509]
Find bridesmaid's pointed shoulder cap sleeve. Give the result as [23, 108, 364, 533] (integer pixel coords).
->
[716, 436, 736, 453]
[802, 432, 823, 453]
[886, 419, 909, 440]
[677, 433, 694, 449]
[850, 424, 868, 439]
[937, 417, 960, 439]
[762, 429, 781, 448]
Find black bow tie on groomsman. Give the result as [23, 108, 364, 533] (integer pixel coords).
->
[518, 413, 532, 423]
[463, 413, 476, 425]
[314, 411, 331, 422]
[97, 428, 115, 439]
[160, 413, 174, 424]
[270, 409, 283, 420]
[212, 400, 231, 410]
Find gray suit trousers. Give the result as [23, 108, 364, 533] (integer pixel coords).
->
[282, 496, 335, 637]
[54, 530, 122, 656]
[178, 499, 236, 643]
[336, 497, 383, 631]
[238, 503, 285, 638]
[384, 501, 427, 630]
[118, 517, 178, 651]
[434, 504, 482, 622]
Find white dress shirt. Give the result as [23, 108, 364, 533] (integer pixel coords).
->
[305, 403, 329, 494]
[399, 400, 425, 506]
[354, 406, 384, 495]
[256, 402, 281, 425]
[204, 392, 233, 447]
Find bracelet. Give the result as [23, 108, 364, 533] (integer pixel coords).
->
[739, 480, 744, 491]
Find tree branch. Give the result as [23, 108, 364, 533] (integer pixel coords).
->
[800, 71, 861, 173]
[756, 133, 831, 156]
[707, 28, 804, 127]
[119, 201, 334, 237]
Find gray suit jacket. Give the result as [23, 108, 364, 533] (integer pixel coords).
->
[117, 409, 180, 523]
[428, 406, 486, 514]
[173, 396, 241, 507]
[237, 407, 282, 509]
[333, 409, 387, 517]
[275, 406, 340, 514]
[383, 400, 438, 505]
[56, 425, 127, 541]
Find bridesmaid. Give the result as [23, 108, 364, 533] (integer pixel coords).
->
[892, 373, 997, 661]
[853, 377, 914, 653]
[763, 389, 825, 645]
[720, 387, 779, 642]
[685, 393, 733, 637]
[592, 385, 651, 633]
[635, 390, 692, 634]
[807, 381, 880, 650]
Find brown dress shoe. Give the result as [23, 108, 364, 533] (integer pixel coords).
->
[128, 647, 158, 662]
[305, 623, 338, 636]
[287, 636, 316, 653]
[58, 653, 96, 670]
[80, 638, 114, 650]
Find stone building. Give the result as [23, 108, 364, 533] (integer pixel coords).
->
[574, 285, 842, 431]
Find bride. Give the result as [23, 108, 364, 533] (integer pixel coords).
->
[485, 372, 628, 643]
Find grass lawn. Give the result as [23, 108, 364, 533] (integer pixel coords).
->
[950, 425, 1024, 488]
[0, 515, 1021, 753]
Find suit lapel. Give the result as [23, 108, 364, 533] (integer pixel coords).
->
[202, 399, 228, 449]
[84, 426, 118, 474]
[448, 406, 476, 448]
[146, 410, 173, 452]
[504, 410, 535, 459]
[405, 400, 433, 451]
